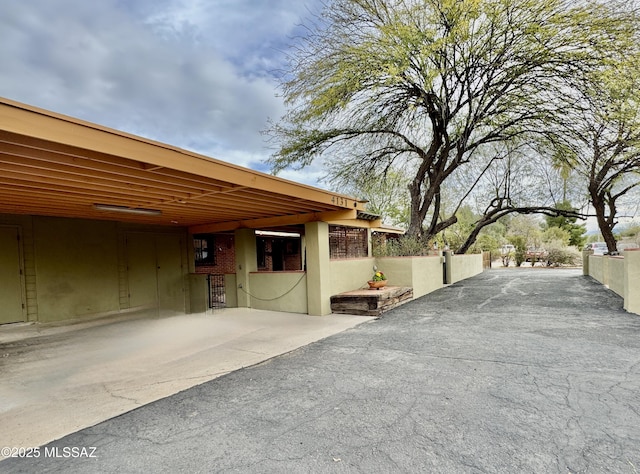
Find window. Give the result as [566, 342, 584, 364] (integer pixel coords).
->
[194, 234, 216, 266]
[257, 237, 267, 269]
[329, 225, 368, 259]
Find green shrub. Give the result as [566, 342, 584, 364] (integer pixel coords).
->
[545, 244, 581, 267]
[373, 235, 431, 257]
[508, 235, 527, 267]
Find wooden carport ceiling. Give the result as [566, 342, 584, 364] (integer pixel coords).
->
[0, 98, 366, 232]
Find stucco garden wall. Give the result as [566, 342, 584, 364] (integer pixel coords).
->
[328, 255, 446, 300]
[376, 256, 444, 298]
[588, 255, 622, 296]
[447, 252, 484, 285]
[607, 257, 625, 297]
[588, 254, 605, 283]
[624, 250, 640, 315]
[325, 253, 483, 309]
[329, 258, 377, 295]
[587, 251, 640, 316]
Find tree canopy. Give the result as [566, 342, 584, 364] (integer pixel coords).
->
[548, 47, 640, 252]
[268, 0, 640, 248]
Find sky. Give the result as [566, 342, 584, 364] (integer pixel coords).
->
[1, 1, 636, 236]
[0, 0, 325, 186]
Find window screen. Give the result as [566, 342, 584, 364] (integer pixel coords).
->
[329, 225, 368, 259]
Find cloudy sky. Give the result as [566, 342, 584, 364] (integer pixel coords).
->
[0, 0, 326, 186]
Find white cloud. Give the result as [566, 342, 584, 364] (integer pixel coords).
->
[0, 0, 325, 187]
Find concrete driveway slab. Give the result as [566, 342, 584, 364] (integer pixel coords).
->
[2, 269, 640, 473]
[0, 308, 373, 454]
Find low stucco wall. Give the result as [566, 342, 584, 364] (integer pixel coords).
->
[225, 274, 238, 308]
[376, 256, 444, 298]
[329, 258, 376, 295]
[587, 251, 640, 316]
[248, 271, 307, 313]
[589, 255, 605, 285]
[607, 257, 625, 297]
[624, 250, 640, 315]
[188, 274, 209, 313]
[588, 254, 624, 296]
[447, 253, 484, 284]
[328, 256, 445, 300]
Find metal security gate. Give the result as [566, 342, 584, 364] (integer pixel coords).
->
[207, 274, 226, 310]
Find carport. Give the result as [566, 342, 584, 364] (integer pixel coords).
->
[0, 97, 374, 324]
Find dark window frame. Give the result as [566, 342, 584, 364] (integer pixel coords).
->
[194, 234, 216, 266]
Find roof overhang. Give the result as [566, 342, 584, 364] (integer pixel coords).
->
[0, 98, 366, 232]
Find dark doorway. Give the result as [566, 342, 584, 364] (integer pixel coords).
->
[272, 239, 285, 271]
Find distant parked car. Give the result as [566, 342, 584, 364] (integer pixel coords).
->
[500, 244, 515, 255]
[525, 247, 548, 263]
[584, 242, 608, 255]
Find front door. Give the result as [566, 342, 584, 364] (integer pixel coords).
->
[0, 226, 26, 324]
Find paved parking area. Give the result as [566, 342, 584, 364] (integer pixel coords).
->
[0, 308, 372, 454]
[2, 269, 640, 473]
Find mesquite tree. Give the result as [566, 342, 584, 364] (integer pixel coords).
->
[268, 0, 638, 242]
[550, 55, 640, 253]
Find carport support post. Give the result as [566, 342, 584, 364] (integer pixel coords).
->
[444, 250, 453, 285]
[305, 221, 331, 316]
[582, 250, 592, 276]
[624, 249, 640, 316]
[235, 229, 257, 308]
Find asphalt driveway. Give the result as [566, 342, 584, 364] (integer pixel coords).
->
[3, 268, 640, 473]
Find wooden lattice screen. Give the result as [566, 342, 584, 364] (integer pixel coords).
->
[329, 225, 368, 259]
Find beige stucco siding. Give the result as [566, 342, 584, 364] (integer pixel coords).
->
[0, 214, 190, 324]
[329, 258, 376, 295]
[608, 257, 625, 297]
[248, 272, 307, 313]
[448, 253, 484, 284]
[34, 217, 120, 322]
[377, 256, 444, 298]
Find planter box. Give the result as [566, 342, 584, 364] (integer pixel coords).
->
[330, 286, 413, 317]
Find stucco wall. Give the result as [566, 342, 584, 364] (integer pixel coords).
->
[587, 251, 640, 316]
[225, 274, 238, 308]
[328, 256, 445, 300]
[34, 217, 121, 322]
[248, 271, 307, 313]
[607, 257, 625, 297]
[188, 273, 209, 313]
[448, 253, 484, 284]
[589, 255, 605, 285]
[0, 214, 191, 324]
[0, 214, 37, 322]
[624, 250, 640, 315]
[329, 258, 376, 295]
[376, 256, 444, 298]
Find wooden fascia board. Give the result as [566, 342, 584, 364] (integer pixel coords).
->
[0, 98, 365, 212]
[372, 227, 405, 235]
[327, 218, 384, 228]
[189, 210, 358, 234]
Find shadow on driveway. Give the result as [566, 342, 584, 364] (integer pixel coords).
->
[3, 269, 640, 473]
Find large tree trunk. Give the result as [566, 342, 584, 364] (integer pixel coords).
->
[590, 193, 618, 253]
